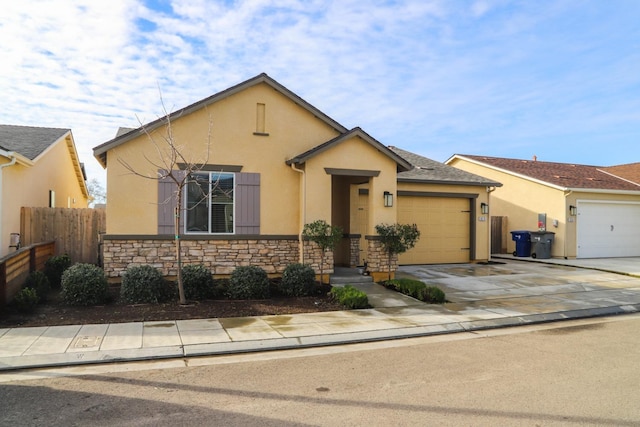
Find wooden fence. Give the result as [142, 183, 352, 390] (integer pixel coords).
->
[20, 207, 106, 264]
[491, 216, 508, 254]
[0, 241, 55, 305]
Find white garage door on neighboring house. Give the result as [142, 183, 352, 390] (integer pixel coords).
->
[577, 201, 640, 258]
[397, 196, 471, 264]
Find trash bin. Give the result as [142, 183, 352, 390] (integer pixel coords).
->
[510, 230, 531, 257]
[530, 231, 555, 259]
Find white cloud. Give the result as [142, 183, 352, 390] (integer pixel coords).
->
[1, 0, 639, 188]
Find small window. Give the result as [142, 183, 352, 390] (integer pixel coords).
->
[185, 172, 234, 234]
[49, 190, 55, 208]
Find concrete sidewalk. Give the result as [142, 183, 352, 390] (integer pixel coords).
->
[2, 258, 640, 372]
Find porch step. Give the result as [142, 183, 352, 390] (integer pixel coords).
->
[330, 267, 374, 285]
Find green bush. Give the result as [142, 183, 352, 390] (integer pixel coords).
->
[23, 270, 51, 303]
[61, 263, 109, 306]
[227, 266, 270, 299]
[120, 265, 171, 304]
[422, 286, 446, 304]
[329, 285, 369, 309]
[280, 263, 317, 297]
[384, 278, 445, 304]
[44, 254, 72, 289]
[13, 288, 39, 313]
[182, 264, 215, 300]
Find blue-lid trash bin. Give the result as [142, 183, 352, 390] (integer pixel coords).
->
[510, 230, 531, 257]
[530, 231, 555, 259]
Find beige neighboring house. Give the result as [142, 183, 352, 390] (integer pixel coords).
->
[0, 125, 90, 257]
[446, 154, 640, 259]
[93, 73, 500, 281]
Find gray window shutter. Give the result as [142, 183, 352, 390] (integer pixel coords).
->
[236, 172, 260, 234]
[157, 170, 186, 235]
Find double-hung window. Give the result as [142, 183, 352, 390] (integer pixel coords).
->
[185, 172, 234, 234]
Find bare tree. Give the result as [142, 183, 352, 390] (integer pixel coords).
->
[118, 99, 213, 305]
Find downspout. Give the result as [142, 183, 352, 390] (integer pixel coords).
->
[486, 186, 496, 260]
[0, 150, 18, 255]
[291, 162, 306, 263]
[564, 190, 573, 259]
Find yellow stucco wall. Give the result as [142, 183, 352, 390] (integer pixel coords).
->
[107, 82, 348, 235]
[1, 136, 89, 257]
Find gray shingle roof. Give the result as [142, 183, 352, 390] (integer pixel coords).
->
[0, 124, 69, 160]
[390, 146, 502, 187]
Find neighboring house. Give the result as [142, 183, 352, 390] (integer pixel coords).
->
[446, 154, 640, 259]
[93, 73, 500, 280]
[0, 125, 90, 257]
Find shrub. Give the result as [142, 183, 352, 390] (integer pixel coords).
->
[329, 285, 369, 309]
[44, 254, 72, 289]
[120, 265, 171, 304]
[422, 286, 446, 304]
[61, 263, 109, 306]
[182, 264, 215, 300]
[13, 288, 39, 313]
[384, 278, 445, 304]
[23, 270, 51, 303]
[280, 263, 317, 297]
[227, 266, 270, 299]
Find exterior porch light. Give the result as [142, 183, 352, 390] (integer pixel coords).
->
[480, 202, 489, 214]
[383, 191, 393, 207]
[569, 205, 577, 216]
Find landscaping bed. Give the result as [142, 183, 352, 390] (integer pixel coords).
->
[0, 284, 344, 328]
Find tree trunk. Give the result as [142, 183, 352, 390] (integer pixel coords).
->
[175, 204, 186, 305]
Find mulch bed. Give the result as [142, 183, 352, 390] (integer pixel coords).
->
[0, 285, 344, 328]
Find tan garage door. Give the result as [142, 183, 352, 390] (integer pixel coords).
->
[398, 196, 471, 264]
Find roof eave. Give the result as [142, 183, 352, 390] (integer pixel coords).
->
[398, 177, 503, 187]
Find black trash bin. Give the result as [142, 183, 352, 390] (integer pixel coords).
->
[530, 231, 555, 259]
[510, 230, 531, 257]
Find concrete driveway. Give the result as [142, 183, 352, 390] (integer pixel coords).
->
[398, 257, 640, 318]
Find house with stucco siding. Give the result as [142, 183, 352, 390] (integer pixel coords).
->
[93, 73, 500, 280]
[446, 154, 640, 259]
[0, 125, 89, 257]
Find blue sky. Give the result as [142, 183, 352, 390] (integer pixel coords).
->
[2, 0, 639, 185]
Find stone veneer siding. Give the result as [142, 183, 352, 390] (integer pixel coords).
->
[102, 235, 334, 278]
[365, 236, 398, 280]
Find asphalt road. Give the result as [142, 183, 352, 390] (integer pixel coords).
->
[2, 314, 640, 426]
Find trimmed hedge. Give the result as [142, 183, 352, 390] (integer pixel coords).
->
[227, 266, 270, 299]
[120, 265, 172, 304]
[384, 278, 446, 304]
[280, 263, 316, 297]
[61, 263, 109, 306]
[182, 264, 216, 300]
[329, 285, 369, 309]
[13, 288, 39, 313]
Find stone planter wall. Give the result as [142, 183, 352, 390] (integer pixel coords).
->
[102, 236, 335, 278]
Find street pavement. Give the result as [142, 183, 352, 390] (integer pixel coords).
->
[1, 257, 639, 372]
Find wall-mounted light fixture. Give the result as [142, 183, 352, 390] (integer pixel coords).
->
[383, 191, 393, 207]
[569, 205, 577, 216]
[480, 202, 489, 214]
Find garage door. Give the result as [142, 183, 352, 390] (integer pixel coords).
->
[398, 196, 471, 264]
[577, 201, 640, 258]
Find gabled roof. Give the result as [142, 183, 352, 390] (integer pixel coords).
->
[286, 127, 412, 171]
[0, 124, 69, 161]
[448, 154, 640, 192]
[602, 162, 640, 185]
[390, 147, 502, 187]
[93, 73, 349, 168]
